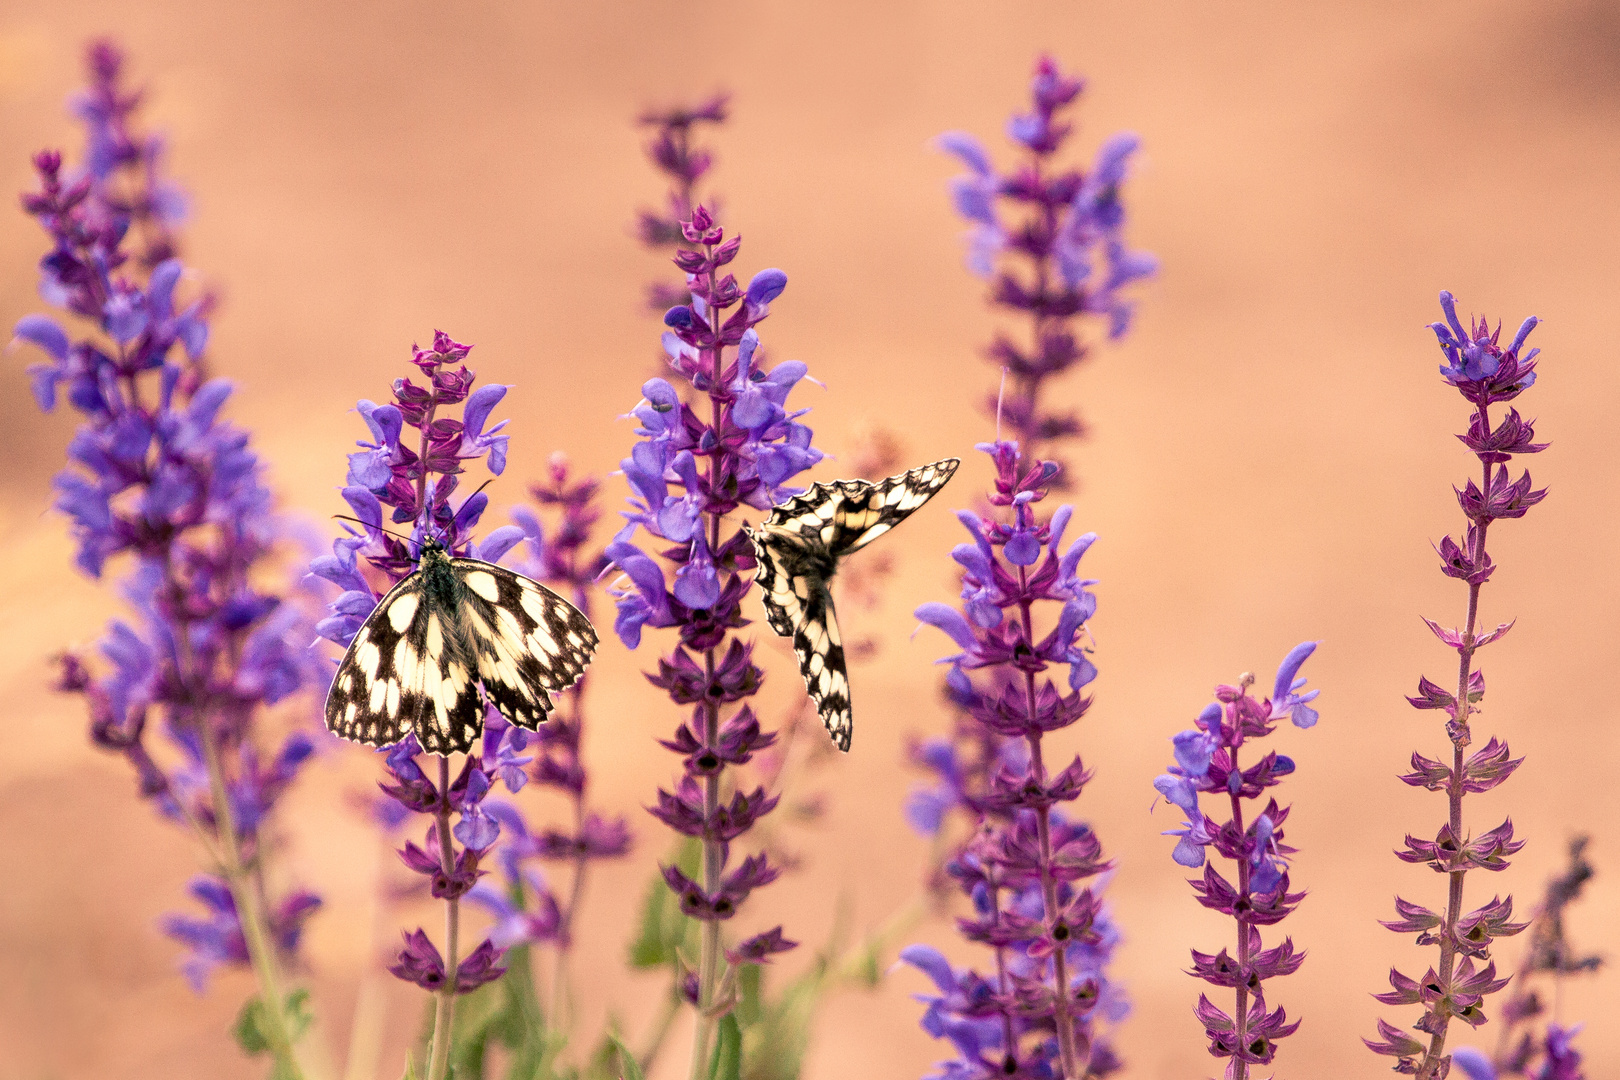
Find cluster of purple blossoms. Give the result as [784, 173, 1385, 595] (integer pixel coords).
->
[1366, 293, 1546, 1078]
[1450, 839, 1599, 1080]
[467, 458, 633, 1025]
[13, 40, 320, 1067]
[1152, 646, 1320, 1075]
[938, 55, 1155, 478]
[636, 93, 729, 312]
[605, 205, 812, 1067]
[308, 333, 534, 1076]
[907, 441, 1123, 1080]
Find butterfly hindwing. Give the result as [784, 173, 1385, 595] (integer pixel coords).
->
[449, 557, 598, 731]
[747, 457, 959, 751]
[323, 543, 598, 755]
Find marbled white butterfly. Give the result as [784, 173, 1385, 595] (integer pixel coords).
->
[324, 537, 598, 755]
[744, 458, 959, 751]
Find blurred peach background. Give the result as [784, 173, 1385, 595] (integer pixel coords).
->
[2, 1, 1617, 1077]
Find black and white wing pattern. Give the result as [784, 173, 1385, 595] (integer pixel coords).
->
[324, 541, 598, 755]
[744, 458, 959, 751]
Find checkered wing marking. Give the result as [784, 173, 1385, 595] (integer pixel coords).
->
[450, 558, 598, 733]
[748, 458, 959, 752]
[324, 573, 485, 755]
[762, 458, 960, 557]
[749, 530, 853, 750]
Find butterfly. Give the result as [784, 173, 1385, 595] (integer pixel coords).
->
[743, 458, 960, 751]
[324, 537, 598, 755]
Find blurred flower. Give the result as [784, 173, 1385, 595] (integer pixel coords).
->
[937, 54, 1154, 485]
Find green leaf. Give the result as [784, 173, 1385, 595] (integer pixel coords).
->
[606, 1033, 647, 1080]
[284, 988, 314, 1043]
[233, 988, 315, 1058]
[735, 964, 763, 1028]
[628, 840, 700, 969]
[708, 1015, 742, 1080]
[232, 995, 272, 1056]
[401, 1052, 420, 1080]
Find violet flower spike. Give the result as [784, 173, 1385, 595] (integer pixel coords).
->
[1152, 650, 1319, 1077]
[606, 204, 811, 1079]
[13, 39, 319, 1074]
[309, 332, 527, 1080]
[1366, 294, 1545, 1078]
[909, 439, 1122, 1080]
[936, 53, 1154, 485]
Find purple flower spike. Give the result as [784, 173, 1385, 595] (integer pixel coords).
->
[17, 40, 321, 1068]
[1153, 661, 1319, 1072]
[611, 196, 820, 1067]
[937, 53, 1153, 487]
[1368, 292, 1548, 1077]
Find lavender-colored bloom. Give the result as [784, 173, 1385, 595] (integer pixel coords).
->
[1368, 293, 1545, 1078]
[605, 203, 809, 1063]
[14, 42, 320, 1068]
[908, 439, 1121, 1078]
[1151, 650, 1317, 1071]
[937, 54, 1154, 484]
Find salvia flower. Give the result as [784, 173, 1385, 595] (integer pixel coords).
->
[637, 93, 730, 310]
[13, 39, 319, 1072]
[909, 439, 1123, 1079]
[1152, 647, 1319, 1076]
[937, 54, 1154, 480]
[605, 204, 809, 1068]
[309, 334, 529, 1080]
[1366, 294, 1544, 1079]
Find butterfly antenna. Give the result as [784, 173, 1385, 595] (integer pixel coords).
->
[333, 514, 416, 545]
[995, 367, 1008, 443]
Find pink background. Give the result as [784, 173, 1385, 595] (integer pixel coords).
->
[1, 2, 1616, 1076]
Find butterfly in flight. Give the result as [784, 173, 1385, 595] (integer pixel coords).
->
[744, 458, 959, 751]
[324, 537, 598, 755]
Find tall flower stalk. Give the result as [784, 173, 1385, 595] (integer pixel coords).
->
[13, 40, 321, 1075]
[900, 54, 1152, 1080]
[606, 204, 818, 1078]
[1152, 646, 1321, 1076]
[310, 333, 528, 1080]
[909, 443, 1118, 1080]
[1366, 292, 1545, 1077]
[470, 457, 632, 1049]
[937, 55, 1154, 480]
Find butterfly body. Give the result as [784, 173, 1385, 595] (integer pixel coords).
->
[324, 538, 597, 755]
[745, 458, 959, 751]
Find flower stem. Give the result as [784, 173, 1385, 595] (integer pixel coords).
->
[1226, 743, 1251, 1080]
[1414, 402, 1494, 1080]
[200, 720, 305, 1079]
[1016, 578, 1087, 1078]
[688, 250, 727, 1080]
[426, 755, 461, 1080]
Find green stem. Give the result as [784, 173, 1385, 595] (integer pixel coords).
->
[200, 722, 304, 1078]
[425, 756, 462, 1080]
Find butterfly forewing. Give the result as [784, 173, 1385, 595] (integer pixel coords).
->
[323, 543, 598, 755]
[747, 457, 959, 751]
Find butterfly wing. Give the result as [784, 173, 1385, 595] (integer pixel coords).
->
[750, 529, 853, 750]
[823, 458, 961, 555]
[324, 571, 486, 754]
[747, 458, 958, 751]
[449, 558, 599, 732]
